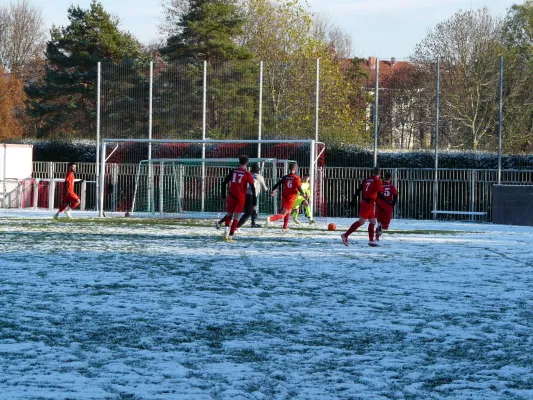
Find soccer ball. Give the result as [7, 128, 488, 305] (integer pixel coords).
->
[125, 212, 131, 217]
[328, 223, 336, 231]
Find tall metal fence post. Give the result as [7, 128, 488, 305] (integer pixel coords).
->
[48, 162, 55, 211]
[148, 61, 154, 213]
[201, 60, 207, 212]
[96, 62, 101, 213]
[309, 141, 316, 219]
[98, 141, 106, 217]
[498, 56, 504, 185]
[315, 58, 320, 142]
[112, 164, 119, 212]
[1, 144, 5, 208]
[393, 168, 398, 218]
[33, 179, 39, 209]
[433, 57, 441, 220]
[258, 60, 263, 158]
[159, 162, 164, 213]
[80, 180, 87, 211]
[471, 169, 476, 221]
[373, 58, 379, 167]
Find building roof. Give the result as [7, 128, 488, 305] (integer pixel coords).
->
[360, 57, 414, 87]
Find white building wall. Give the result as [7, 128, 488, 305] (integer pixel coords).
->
[1, 144, 33, 207]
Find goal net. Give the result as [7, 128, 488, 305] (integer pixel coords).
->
[131, 158, 281, 215]
[98, 139, 326, 218]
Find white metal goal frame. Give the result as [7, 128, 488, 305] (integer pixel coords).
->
[98, 139, 325, 218]
[130, 157, 282, 215]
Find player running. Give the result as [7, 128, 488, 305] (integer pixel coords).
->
[220, 155, 256, 242]
[375, 171, 398, 242]
[265, 163, 307, 231]
[340, 166, 383, 247]
[291, 175, 315, 225]
[237, 163, 268, 228]
[54, 162, 80, 219]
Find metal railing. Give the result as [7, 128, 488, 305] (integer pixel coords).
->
[0, 177, 92, 211]
[3, 162, 532, 221]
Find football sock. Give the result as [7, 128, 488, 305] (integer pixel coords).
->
[292, 210, 298, 219]
[304, 205, 311, 218]
[237, 214, 249, 228]
[270, 214, 283, 222]
[346, 221, 362, 236]
[368, 223, 375, 242]
[230, 219, 239, 235]
[224, 216, 230, 227]
[283, 214, 290, 229]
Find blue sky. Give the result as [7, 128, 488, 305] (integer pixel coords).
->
[3, 0, 519, 59]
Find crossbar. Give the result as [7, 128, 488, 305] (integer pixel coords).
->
[141, 158, 277, 163]
[102, 139, 320, 144]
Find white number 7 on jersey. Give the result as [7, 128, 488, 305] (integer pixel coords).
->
[232, 173, 244, 183]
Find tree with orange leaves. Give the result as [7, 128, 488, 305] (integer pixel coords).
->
[0, 65, 26, 139]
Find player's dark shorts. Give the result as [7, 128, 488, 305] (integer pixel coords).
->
[227, 194, 245, 214]
[243, 194, 255, 215]
[376, 201, 393, 229]
[358, 199, 376, 220]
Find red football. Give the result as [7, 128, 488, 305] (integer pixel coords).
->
[328, 223, 336, 231]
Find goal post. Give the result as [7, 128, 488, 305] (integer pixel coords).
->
[98, 139, 326, 218]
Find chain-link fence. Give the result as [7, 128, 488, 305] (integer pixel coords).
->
[99, 58, 372, 146]
[98, 56, 533, 161]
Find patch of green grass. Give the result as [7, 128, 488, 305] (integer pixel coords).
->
[229, 348, 266, 363]
[422, 376, 454, 390]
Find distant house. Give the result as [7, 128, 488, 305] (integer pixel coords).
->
[360, 57, 412, 85]
[359, 57, 426, 150]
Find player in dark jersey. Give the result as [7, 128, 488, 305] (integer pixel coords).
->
[265, 163, 307, 231]
[341, 166, 383, 247]
[54, 162, 80, 219]
[220, 155, 256, 241]
[237, 163, 269, 228]
[375, 171, 398, 242]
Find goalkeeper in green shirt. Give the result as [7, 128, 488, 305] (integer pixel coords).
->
[292, 175, 315, 224]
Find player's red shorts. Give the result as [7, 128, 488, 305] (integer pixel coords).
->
[226, 195, 245, 214]
[282, 195, 297, 212]
[64, 192, 80, 205]
[375, 202, 393, 229]
[358, 199, 376, 220]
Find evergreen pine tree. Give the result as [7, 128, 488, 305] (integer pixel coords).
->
[26, 0, 147, 138]
[158, 0, 256, 139]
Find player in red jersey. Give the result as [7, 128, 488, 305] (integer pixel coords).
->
[220, 155, 256, 241]
[341, 166, 383, 247]
[375, 171, 398, 242]
[54, 162, 81, 219]
[265, 163, 307, 231]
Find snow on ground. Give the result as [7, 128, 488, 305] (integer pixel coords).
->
[1, 209, 533, 399]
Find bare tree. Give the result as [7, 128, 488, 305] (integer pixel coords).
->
[312, 14, 353, 59]
[413, 8, 503, 150]
[0, 0, 46, 73]
[158, 0, 191, 39]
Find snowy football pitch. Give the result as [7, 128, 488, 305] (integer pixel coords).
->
[1, 210, 533, 399]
